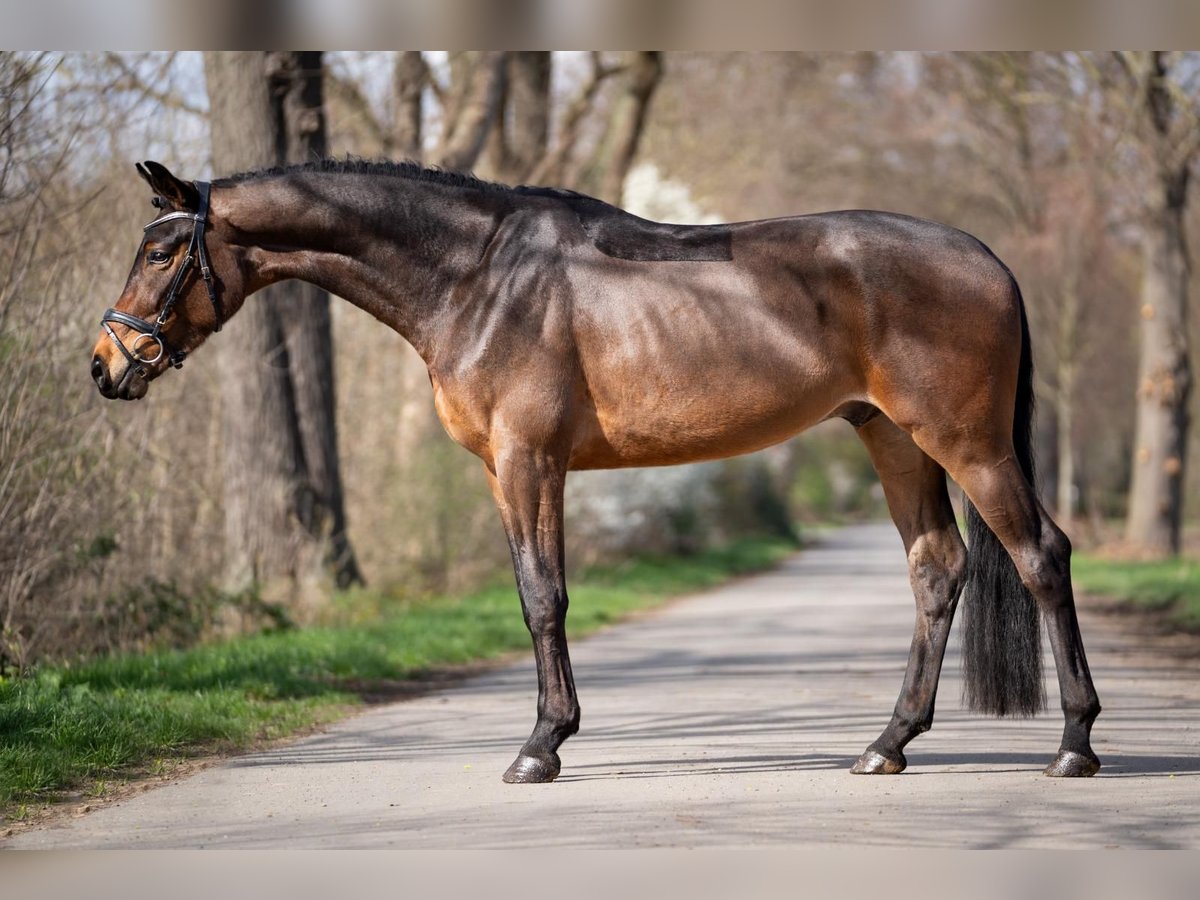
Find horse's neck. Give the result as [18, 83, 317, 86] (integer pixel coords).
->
[221, 174, 502, 357]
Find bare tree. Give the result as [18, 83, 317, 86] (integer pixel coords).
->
[952, 54, 1121, 532]
[435, 51, 507, 170]
[2, 53, 240, 664]
[203, 51, 361, 613]
[526, 53, 622, 186]
[391, 51, 426, 158]
[483, 52, 551, 183]
[1117, 52, 1200, 556]
[573, 52, 663, 203]
[269, 52, 362, 589]
[324, 52, 660, 204]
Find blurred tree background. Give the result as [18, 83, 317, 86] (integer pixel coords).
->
[2, 51, 1198, 668]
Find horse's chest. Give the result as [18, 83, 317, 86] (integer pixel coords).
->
[429, 374, 493, 463]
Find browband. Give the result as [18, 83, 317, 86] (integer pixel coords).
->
[144, 211, 204, 230]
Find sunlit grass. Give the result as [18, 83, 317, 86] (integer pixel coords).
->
[0, 536, 795, 814]
[1073, 554, 1200, 631]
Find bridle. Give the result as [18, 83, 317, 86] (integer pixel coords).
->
[101, 180, 223, 377]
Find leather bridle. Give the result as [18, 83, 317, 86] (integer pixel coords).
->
[101, 180, 223, 378]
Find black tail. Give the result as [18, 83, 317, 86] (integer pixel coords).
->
[961, 279, 1045, 717]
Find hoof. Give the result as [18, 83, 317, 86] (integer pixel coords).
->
[502, 754, 561, 784]
[850, 749, 907, 775]
[1043, 749, 1101, 777]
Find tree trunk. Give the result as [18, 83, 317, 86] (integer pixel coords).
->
[268, 51, 362, 588]
[576, 52, 663, 203]
[204, 51, 361, 609]
[481, 52, 551, 183]
[1125, 165, 1192, 555]
[1055, 369, 1076, 532]
[437, 51, 507, 171]
[527, 53, 615, 187]
[504, 52, 549, 183]
[392, 51, 425, 159]
[1054, 276, 1082, 532]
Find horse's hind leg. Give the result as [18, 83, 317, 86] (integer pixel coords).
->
[931, 448, 1101, 776]
[485, 449, 580, 784]
[850, 415, 966, 774]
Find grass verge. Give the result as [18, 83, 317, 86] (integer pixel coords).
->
[1073, 554, 1200, 631]
[0, 536, 795, 818]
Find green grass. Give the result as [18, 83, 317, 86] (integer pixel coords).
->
[1073, 554, 1200, 631]
[0, 536, 795, 815]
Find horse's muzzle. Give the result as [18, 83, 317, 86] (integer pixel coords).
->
[93, 356, 116, 398]
[93, 355, 146, 401]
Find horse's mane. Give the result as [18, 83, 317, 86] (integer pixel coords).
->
[213, 155, 734, 262]
[213, 156, 589, 203]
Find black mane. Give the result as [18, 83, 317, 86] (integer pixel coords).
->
[213, 156, 587, 202]
[213, 156, 733, 262]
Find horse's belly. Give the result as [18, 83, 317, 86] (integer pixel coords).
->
[569, 368, 843, 469]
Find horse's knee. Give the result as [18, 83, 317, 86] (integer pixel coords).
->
[908, 529, 966, 621]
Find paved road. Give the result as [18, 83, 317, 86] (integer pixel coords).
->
[9, 525, 1200, 849]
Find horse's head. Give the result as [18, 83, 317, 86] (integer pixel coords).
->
[92, 161, 242, 400]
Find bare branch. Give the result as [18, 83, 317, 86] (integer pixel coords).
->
[325, 68, 389, 152]
[436, 51, 507, 171]
[102, 52, 206, 117]
[527, 52, 623, 186]
[575, 51, 664, 204]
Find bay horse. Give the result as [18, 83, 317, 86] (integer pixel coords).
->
[92, 159, 1101, 782]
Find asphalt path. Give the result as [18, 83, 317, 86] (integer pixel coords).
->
[9, 524, 1199, 849]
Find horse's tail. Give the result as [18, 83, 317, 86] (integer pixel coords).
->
[961, 276, 1045, 717]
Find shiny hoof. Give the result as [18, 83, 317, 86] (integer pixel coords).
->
[850, 749, 907, 775]
[1043, 749, 1101, 777]
[502, 754, 561, 784]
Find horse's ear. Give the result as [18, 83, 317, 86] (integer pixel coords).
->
[136, 160, 200, 212]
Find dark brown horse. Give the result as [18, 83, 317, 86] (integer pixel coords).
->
[92, 159, 1101, 782]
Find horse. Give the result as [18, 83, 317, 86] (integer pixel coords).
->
[91, 158, 1101, 782]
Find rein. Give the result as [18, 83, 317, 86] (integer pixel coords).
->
[101, 181, 223, 377]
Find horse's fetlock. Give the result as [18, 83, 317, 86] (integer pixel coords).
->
[1069, 696, 1101, 726]
[564, 707, 582, 736]
[543, 701, 580, 736]
[891, 707, 932, 739]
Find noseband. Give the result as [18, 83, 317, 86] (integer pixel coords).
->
[101, 180, 223, 377]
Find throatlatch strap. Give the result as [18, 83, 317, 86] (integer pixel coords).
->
[194, 181, 223, 331]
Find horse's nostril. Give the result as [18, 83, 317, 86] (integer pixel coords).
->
[92, 357, 109, 389]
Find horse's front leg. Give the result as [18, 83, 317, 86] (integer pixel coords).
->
[486, 450, 579, 784]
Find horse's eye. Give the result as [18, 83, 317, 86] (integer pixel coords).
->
[147, 249, 170, 265]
